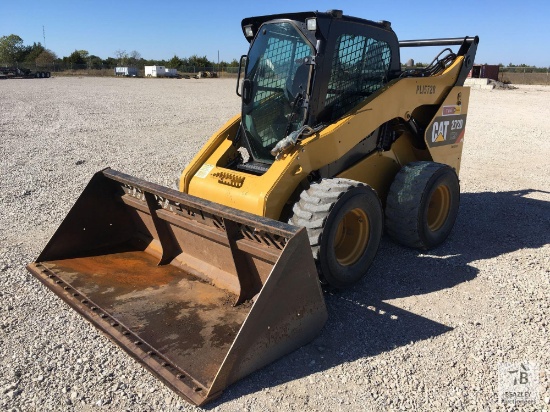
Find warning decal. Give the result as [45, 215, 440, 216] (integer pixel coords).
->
[194, 164, 214, 179]
[442, 105, 462, 116]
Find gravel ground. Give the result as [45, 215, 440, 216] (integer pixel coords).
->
[1, 77, 548, 411]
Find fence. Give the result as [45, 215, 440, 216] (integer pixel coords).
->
[400, 64, 550, 85]
[499, 67, 550, 85]
[9, 62, 241, 77]
[177, 66, 239, 76]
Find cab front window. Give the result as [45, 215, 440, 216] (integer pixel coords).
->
[242, 22, 314, 163]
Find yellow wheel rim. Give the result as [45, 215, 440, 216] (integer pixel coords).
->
[334, 208, 370, 266]
[427, 184, 451, 231]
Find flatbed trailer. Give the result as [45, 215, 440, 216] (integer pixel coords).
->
[0, 67, 51, 79]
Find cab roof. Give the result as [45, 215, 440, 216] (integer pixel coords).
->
[241, 10, 394, 42]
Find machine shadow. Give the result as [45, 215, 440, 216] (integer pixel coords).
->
[208, 189, 550, 407]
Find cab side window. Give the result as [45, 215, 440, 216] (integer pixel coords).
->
[324, 34, 391, 121]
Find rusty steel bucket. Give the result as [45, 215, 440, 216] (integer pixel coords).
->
[27, 168, 327, 406]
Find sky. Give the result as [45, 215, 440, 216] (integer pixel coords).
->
[1, 0, 549, 67]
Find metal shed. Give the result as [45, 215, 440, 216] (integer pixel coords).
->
[468, 64, 499, 81]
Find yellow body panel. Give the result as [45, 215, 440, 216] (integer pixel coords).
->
[179, 113, 241, 192]
[180, 57, 469, 220]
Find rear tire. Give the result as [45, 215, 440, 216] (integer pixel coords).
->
[290, 178, 383, 288]
[385, 162, 460, 250]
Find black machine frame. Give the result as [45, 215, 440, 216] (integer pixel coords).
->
[240, 10, 478, 128]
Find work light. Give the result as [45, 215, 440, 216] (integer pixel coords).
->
[244, 25, 254, 38]
[306, 18, 317, 31]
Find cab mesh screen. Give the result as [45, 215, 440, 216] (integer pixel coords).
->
[325, 35, 391, 121]
[254, 36, 310, 103]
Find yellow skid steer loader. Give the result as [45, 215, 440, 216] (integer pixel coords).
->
[27, 10, 478, 406]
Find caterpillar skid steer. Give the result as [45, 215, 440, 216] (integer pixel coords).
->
[27, 10, 478, 406]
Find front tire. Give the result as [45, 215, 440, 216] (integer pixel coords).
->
[290, 178, 383, 288]
[385, 162, 460, 250]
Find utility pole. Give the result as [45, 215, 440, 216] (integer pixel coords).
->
[43, 26, 46, 49]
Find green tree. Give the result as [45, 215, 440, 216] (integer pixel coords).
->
[102, 57, 118, 67]
[218, 59, 239, 68]
[64, 50, 87, 67]
[168, 54, 183, 70]
[188, 54, 212, 68]
[88, 55, 103, 69]
[23, 42, 45, 66]
[76, 50, 89, 60]
[35, 49, 57, 68]
[0, 34, 24, 65]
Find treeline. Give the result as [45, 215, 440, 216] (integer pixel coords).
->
[0, 34, 238, 71]
[3, 34, 548, 73]
[0, 35, 57, 67]
[62, 49, 239, 71]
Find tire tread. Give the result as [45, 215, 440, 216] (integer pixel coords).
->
[385, 161, 459, 249]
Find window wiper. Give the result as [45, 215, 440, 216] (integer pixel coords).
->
[270, 123, 325, 159]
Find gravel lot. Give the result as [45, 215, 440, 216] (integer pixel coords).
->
[1, 77, 548, 411]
